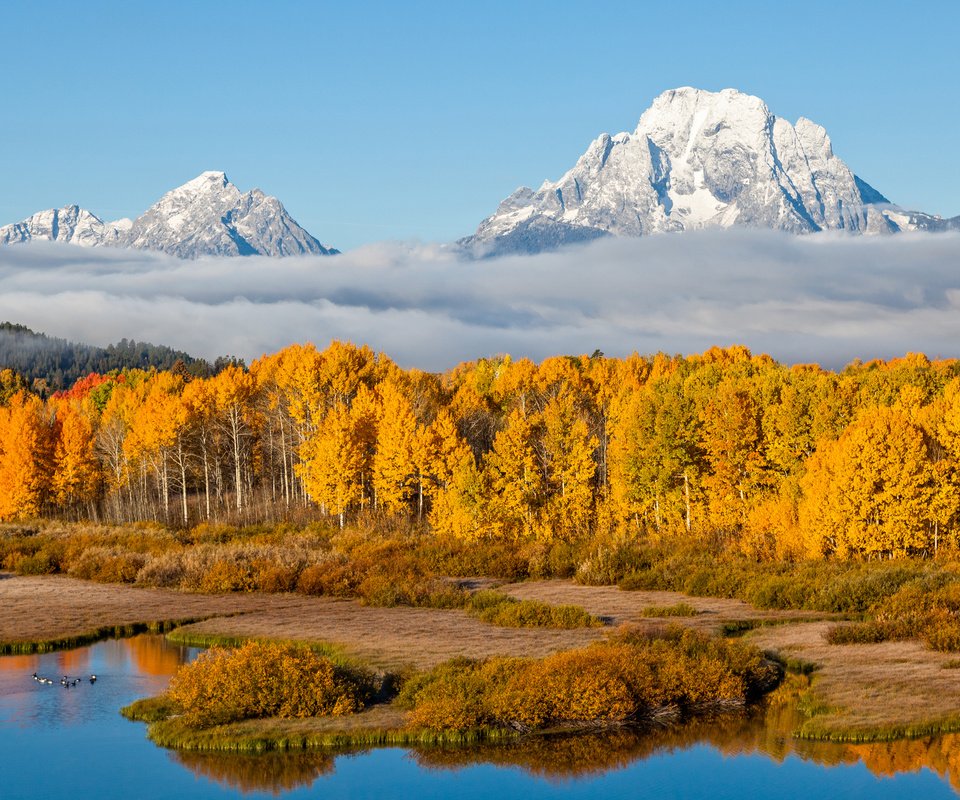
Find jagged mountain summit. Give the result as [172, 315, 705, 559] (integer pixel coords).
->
[462, 87, 960, 256]
[0, 172, 337, 258]
[0, 206, 129, 248]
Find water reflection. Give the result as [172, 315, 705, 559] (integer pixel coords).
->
[160, 676, 960, 795]
[0, 634, 197, 730]
[409, 680, 960, 793]
[3, 636, 960, 798]
[173, 751, 336, 795]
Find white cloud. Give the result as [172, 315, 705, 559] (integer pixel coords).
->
[2, 230, 960, 370]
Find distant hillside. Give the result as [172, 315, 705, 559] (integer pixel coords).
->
[0, 322, 239, 394]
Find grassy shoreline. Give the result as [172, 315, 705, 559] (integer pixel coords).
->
[122, 695, 762, 753]
[5, 572, 960, 745]
[0, 617, 208, 655]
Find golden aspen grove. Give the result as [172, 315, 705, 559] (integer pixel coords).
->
[1, 342, 960, 562]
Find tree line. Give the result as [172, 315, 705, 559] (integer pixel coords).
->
[0, 321, 238, 394]
[1, 340, 959, 560]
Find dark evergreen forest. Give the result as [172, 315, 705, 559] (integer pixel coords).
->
[0, 322, 238, 394]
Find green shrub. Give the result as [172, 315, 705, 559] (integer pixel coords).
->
[465, 591, 603, 629]
[641, 603, 697, 618]
[825, 622, 892, 645]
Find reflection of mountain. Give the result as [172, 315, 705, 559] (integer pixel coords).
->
[173, 750, 336, 795]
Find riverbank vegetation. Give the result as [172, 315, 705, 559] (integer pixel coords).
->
[123, 625, 780, 750]
[4, 341, 960, 640]
[5, 518, 960, 651]
[398, 625, 778, 732]
[162, 681, 960, 791]
[5, 341, 960, 743]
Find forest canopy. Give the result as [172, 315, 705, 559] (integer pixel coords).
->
[1, 338, 958, 562]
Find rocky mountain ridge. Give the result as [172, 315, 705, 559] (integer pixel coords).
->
[0, 171, 336, 258]
[462, 87, 960, 256]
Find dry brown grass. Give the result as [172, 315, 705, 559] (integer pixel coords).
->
[6, 571, 958, 739]
[497, 580, 828, 631]
[0, 572, 261, 646]
[0, 572, 603, 670]
[746, 622, 960, 738]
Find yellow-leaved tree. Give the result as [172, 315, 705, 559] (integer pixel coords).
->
[0, 391, 55, 520]
[372, 381, 418, 514]
[799, 406, 934, 557]
[299, 402, 365, 528]
[539, 390, 596, 540]
[209, 365, 257, 513]
[701, 380, 765, 535]
[424, 409, 480, 536]
[50, 399, 102, 514]
[484, 408, 542, 538]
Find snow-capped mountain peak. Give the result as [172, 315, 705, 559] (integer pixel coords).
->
[0, 173, 337, 258]
[462, 86, 956, 256]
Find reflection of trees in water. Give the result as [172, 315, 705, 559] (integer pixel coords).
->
[164, 677, 960, 794]
[124, 634, 191, 677]
[0, 654, 40, 673]
[414, 679, 960, 792]
[172, 750, 337, 795]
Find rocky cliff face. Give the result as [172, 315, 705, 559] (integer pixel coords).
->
[462, 87, 957, 256]
[0, 171, 336, 258]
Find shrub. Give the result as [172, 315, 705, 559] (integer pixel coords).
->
[641, 603, 697, 618]
[166, 641, 373, 727]
[814, 565, 918, 613]
[12, 548, 59, 575]
[135, 553, 187, 588]
[465, 591, 603, 629]
[825, 622, 892, 645]
[254, 562, 299, 593]
[400, 625, 779, 733]
[923, 615, 960, 652]
[199, 560, 256, 593]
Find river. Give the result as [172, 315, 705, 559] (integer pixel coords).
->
[1, 635, 958, 798]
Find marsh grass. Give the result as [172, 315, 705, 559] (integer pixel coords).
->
[123, 624, 779, 752]
[0, 618, 203, 655]
[397, 625, 779, 734]
[748, 621, 960, 742]
[9, 519, 960, 658]
[465, 590, 604, 629]
[641, 602, 697, 618]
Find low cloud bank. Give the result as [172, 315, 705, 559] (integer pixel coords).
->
[1, 230, 959, 370]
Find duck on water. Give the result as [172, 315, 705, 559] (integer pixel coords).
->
[32, 673, 98, 687]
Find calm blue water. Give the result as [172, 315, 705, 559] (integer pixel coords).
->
[1, 636, 958, 799]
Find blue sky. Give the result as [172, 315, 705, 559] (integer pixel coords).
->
[2, 0, 958, 250]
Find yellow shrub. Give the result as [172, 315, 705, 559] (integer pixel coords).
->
[167, 641, 370, 727]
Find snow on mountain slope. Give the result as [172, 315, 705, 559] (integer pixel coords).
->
[462, 87, 955, 256]
[0, 172, 337, 258]
[0, 206, 122, 247]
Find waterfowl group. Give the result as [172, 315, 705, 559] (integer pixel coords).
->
[32, 672, 98, 687]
